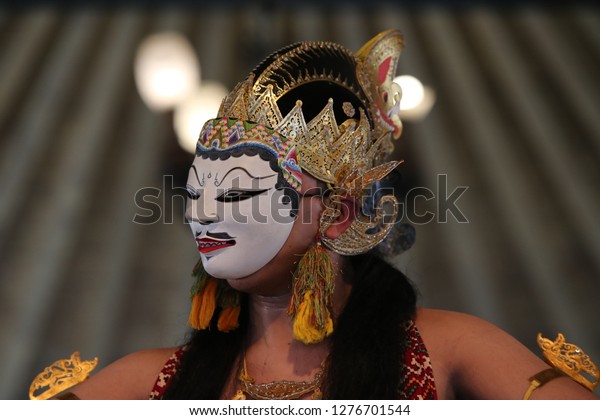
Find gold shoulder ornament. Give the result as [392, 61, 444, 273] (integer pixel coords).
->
[537, 333, 599, 391]
[29, 351, 98, 400]
[523, 333, 599, 399]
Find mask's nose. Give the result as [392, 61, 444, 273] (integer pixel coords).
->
[186, 193, 221, 226]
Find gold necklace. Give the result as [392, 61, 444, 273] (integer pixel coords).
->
[232, 357, 324, 400]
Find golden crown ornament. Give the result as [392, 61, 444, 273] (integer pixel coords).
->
[215, 30, 406, 255]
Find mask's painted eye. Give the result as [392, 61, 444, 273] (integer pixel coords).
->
[186, 186, 200, 200]
[216, 189, 269, 203]
[382, 91, 389, 103]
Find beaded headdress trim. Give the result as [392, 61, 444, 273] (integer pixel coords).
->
[197, 118, 302, 192]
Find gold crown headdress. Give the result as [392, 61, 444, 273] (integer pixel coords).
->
[217, 30, 405, 255]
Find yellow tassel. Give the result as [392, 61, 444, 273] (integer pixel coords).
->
[215, 279, 241, 332]
[188, 293, 202, 329]
[293, 291, 333, 344]
[289, 244, 335, 344]
[217, 305, 241, 332]
[188, 278, 217, 330]
[188, 259, 242, 332]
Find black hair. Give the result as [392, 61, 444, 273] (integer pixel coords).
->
[162, 253, 417, 399]
[322, 253, 417, 399]
[161, 296, 249, 399]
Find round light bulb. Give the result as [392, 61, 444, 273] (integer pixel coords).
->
[134, 32, 200, 111]
[394, 75, 425, 111]
[174, 81, 229, 154]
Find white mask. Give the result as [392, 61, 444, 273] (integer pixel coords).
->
[185, 153, 296, 279]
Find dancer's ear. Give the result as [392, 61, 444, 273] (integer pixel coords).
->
[324, 195, 358, 239]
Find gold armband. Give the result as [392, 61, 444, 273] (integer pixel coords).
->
[29, 351, 98, 400]
[523, 368, 565, 399]
[524, 333, 599, 399]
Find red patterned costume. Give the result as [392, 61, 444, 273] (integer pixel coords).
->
[149, 321, 437, 400]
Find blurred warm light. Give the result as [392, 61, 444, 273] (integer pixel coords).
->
[134, 32, 200, 111]
[394, 75, 436, 121]
[174, 81, 229, 154]
[396, 75, 424, 110]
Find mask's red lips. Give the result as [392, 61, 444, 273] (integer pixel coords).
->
[196, 237, 236, 253]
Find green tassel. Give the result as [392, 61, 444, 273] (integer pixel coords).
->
[217, 280, 240, 308]
[216, 280, 241, 332]
[190, 259, 210, 298]
[288, 244, 335, 338]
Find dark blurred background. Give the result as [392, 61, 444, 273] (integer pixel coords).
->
[0, 0, 599, 399]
